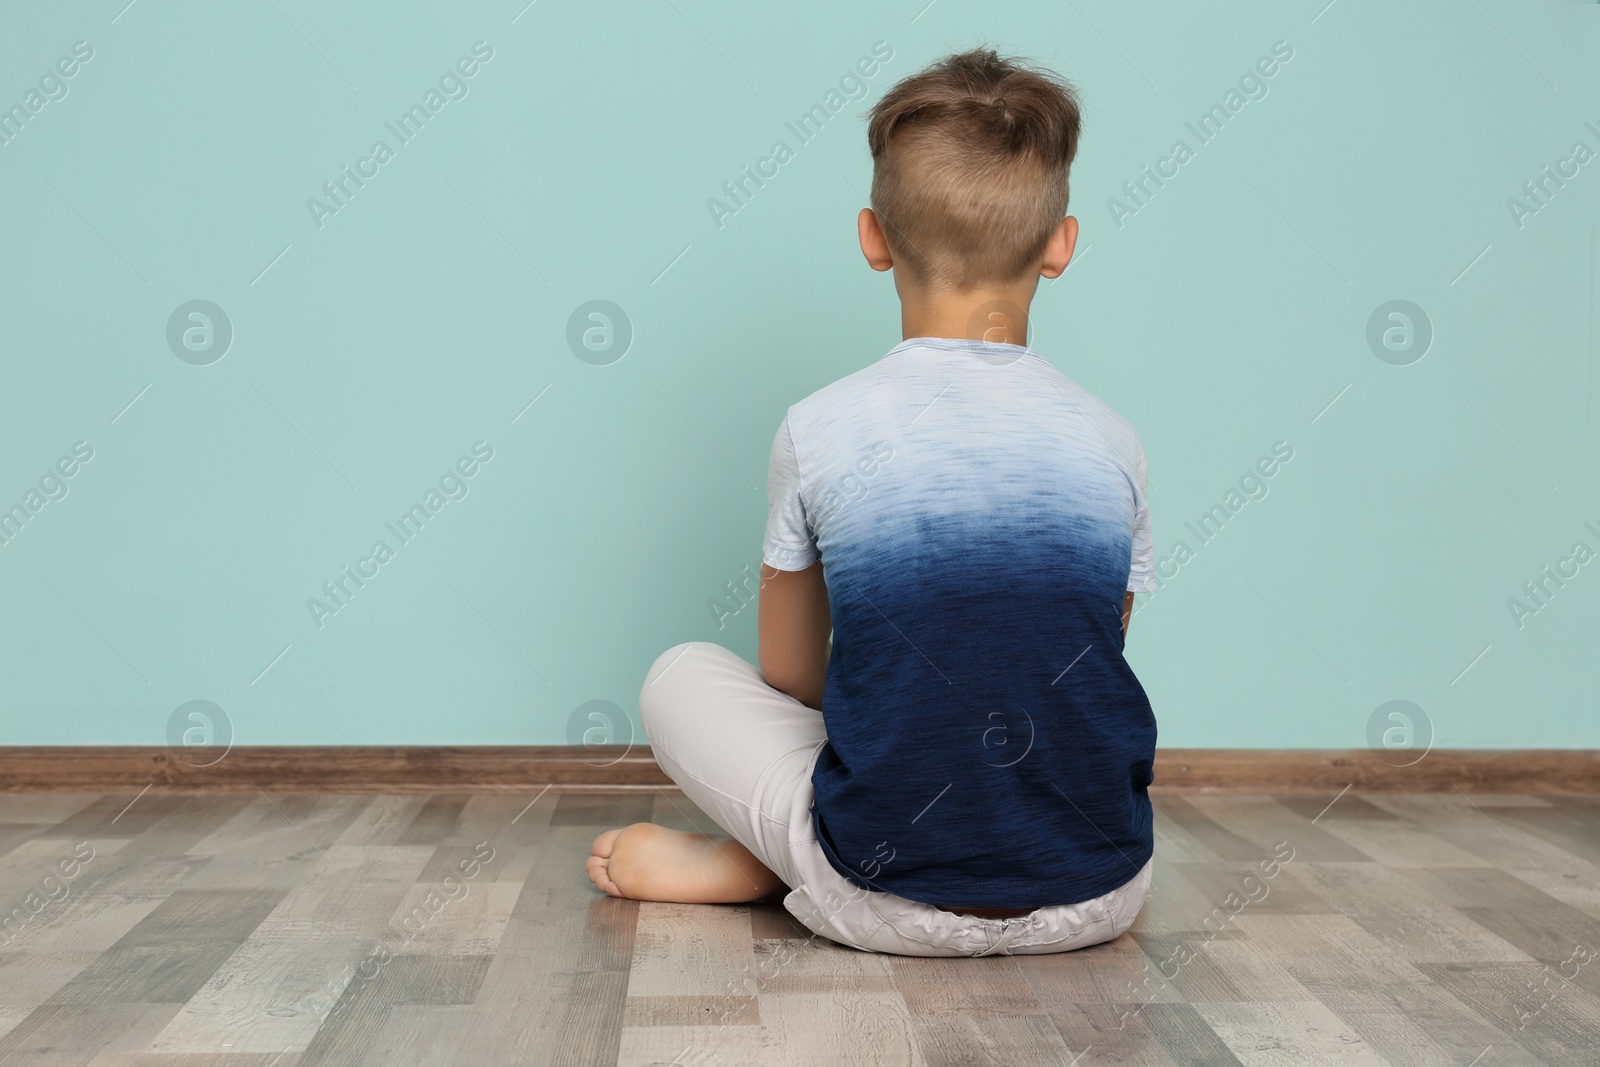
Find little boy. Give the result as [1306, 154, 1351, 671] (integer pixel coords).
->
[587, 48, 1156, 957]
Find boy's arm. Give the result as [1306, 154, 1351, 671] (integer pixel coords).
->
[1123, 591, 1134, 636]
[757, 562, 831, 710]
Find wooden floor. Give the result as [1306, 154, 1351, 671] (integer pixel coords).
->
[1, 790, 1597, 1066]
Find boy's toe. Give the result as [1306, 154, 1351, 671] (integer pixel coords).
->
[590, 827, 622, 859]
[587, 827, 629, 896]
[586, 853, 622, 897]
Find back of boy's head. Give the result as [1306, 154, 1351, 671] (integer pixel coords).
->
[867, 48, 1081, 291]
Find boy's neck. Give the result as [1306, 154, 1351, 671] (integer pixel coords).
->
[897, 278, 1042, 348]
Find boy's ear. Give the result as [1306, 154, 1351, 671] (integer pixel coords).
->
[1038, 216, 1080, 279]
[858, 208, 895, 272]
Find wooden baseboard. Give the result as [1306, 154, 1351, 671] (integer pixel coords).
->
[0, 747, 1595, 793]
[0, 746, 671, 793]
[1151, 749, 1599, 793]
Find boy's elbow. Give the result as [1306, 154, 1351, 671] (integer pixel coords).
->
[761, 673, 818, 710]
[759, 658, 823, 710]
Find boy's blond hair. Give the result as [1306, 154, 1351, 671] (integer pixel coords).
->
[867, 48, 1081, 290]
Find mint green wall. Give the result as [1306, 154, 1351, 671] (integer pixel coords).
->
[1, 1, 1595, 749]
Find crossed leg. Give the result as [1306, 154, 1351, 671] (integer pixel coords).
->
[585, 822, 783, 903]
[582, 642, 825, 906]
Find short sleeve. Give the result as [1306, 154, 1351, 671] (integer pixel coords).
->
[762, 414, 819, 571]
[1127, 443, 1156, 593]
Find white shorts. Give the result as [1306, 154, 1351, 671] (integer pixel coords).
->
[637, 641, 1153, 958]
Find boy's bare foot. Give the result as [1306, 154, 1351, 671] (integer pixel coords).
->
[586, 822, 784, 903]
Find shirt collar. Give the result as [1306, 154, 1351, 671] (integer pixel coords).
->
[887, 336, 1047, 365]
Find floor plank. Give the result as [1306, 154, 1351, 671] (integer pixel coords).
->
[1233, 912, 1537, 1065]
[0, 788, 1593, 1065]
[147, 845, 436, 1056]
[1189, 999, 1388, 1064]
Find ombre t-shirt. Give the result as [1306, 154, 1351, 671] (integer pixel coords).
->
[762, 336, 1157, 909]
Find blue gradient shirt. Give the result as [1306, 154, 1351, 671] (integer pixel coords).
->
[762, 336, 1157, 909]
